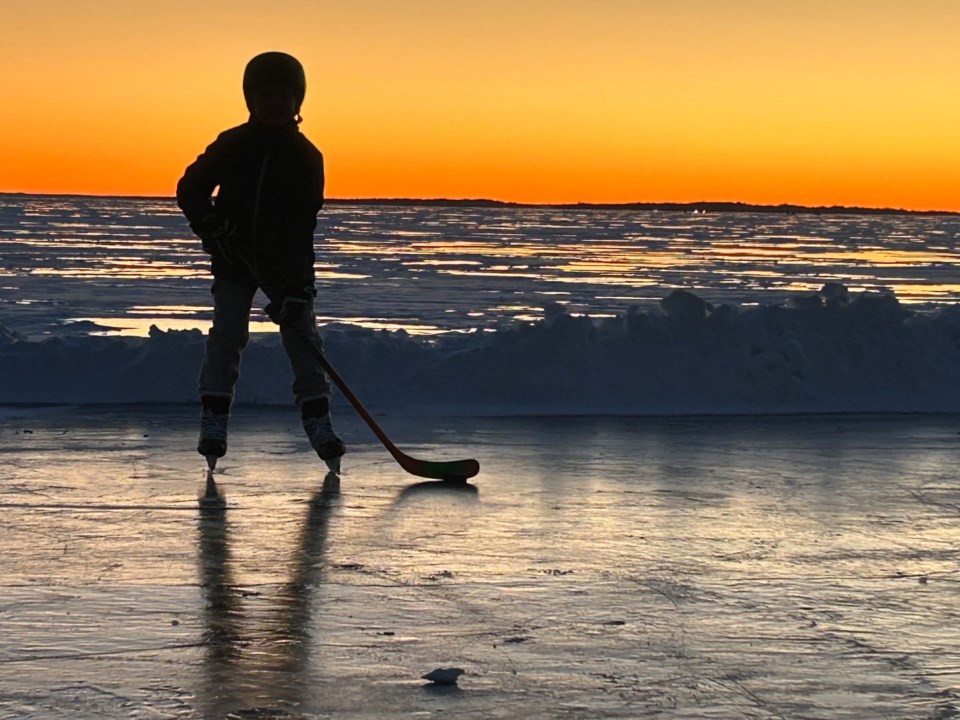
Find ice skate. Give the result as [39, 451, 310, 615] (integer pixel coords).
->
[303, 413, 346, 473]
[197, 400, 230, 467]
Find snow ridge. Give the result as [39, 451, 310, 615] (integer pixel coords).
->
[3, 287, 960, 415]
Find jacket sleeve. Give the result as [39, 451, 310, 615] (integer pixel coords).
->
[176, 132, 231, 229]
[315, 149, 325, 211]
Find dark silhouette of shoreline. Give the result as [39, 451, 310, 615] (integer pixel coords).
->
[1, 192, 956, 216]
[327, 198, 958, 216]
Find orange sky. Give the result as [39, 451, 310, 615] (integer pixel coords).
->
[2, 0, 958, 209]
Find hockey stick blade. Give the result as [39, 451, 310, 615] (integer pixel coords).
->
[396, 454, 480, 482]
[309, 340, 480, 481]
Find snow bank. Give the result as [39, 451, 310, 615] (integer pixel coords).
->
[4, 287, 960, 415]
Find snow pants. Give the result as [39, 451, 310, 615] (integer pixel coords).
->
[198, 277, 332, 406]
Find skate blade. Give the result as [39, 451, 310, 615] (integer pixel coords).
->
[324, 455, 342, 475]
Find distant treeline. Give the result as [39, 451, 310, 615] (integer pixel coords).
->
[326, 198, 958, 216]
[1, 193, 956, 215]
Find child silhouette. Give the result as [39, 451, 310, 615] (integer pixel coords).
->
[177, 51, 345, 471]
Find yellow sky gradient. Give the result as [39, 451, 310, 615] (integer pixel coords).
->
[1, 0, 958, 209]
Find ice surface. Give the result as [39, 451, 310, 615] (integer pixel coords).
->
[0, 406, 958, 718]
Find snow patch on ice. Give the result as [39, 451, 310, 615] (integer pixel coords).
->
[3, 286, 960, 415]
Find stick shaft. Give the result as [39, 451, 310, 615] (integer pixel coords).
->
[303, 327, 480, 480]
[311, 350, 406, 463]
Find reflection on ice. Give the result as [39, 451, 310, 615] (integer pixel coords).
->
[28, 264, 204, 279]
[129, 305, 209, 315]
[0, 408, 958, 717]
[64, 317, 220, 335]
[64, 315, 444, 337]
[195, 473, 340, 716]
[392, 479, 479, 506]
[316, 316, 444, 335]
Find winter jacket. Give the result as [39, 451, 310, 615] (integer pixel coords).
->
[177, 120, 324, 289]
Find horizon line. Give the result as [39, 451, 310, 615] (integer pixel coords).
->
[0, 191, 956, 216]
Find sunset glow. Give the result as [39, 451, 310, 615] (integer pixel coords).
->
[2, 0, 959, 210]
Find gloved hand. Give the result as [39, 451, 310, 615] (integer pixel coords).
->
[192, 212, 236, 259]
[265, 288, 314, 326]
[277, 296, 310, 325]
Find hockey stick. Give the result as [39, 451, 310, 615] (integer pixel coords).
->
[220, 246, 479, 481]
[309, 341, 480, 482]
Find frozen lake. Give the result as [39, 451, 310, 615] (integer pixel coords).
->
[2, 195, 960, 716]
[4, 195, 960, 416]
[1, 406, 958, 718]
[3, 195, 960, 340]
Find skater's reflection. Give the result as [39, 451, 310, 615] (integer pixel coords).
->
[195, 473, 340, 717]
[196, 501, 242, 681]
